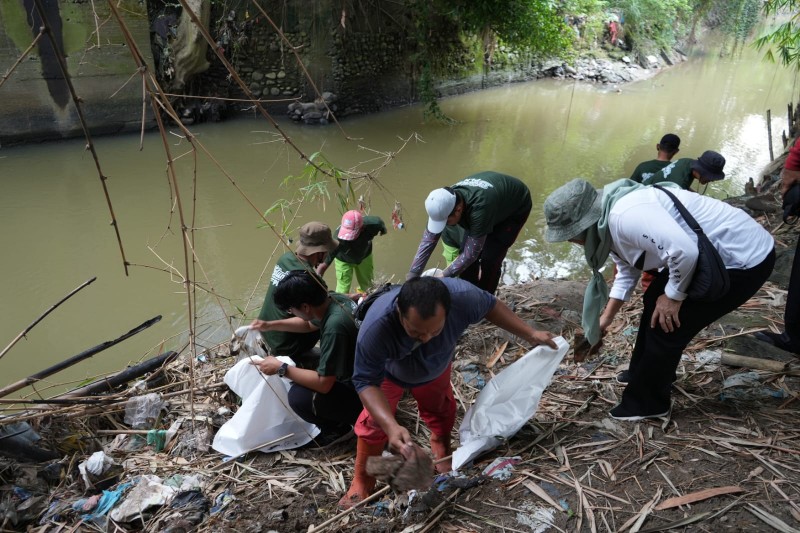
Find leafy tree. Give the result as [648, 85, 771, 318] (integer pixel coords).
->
[608, 0, 691, 54]
[754, 0, 800, 68]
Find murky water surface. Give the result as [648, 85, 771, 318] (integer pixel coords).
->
[0, 39, 795, 389]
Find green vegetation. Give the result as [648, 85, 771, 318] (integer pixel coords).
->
[754, 0, 800, 68]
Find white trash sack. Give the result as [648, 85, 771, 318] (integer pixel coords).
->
[212, 329, 320, 456]
[452, 336, 569, 470]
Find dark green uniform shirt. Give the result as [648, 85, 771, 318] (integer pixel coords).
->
[312, 293, 358, 382]
[327, 216, 387, 264]
[257, 252, 322, 357]
[452, 171, 532, 237]
[629, 159, 671, 183]
[643, 158, 694, 190]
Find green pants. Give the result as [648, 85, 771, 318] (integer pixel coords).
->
[442, 242, 460, 266]
[334, 254, 374, 293]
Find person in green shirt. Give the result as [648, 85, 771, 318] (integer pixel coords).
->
[250, 270, 362, 445]
[407, 171, 532, 294]
[317, 210, 387, 294]
[629, 133, 681, 183]
[255, 222, 338, 367]
[643, 150, 726, 190]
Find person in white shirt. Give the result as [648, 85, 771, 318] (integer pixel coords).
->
[544, 179, 775, 421]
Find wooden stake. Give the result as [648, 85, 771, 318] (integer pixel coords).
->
[768, 109, 775, 162]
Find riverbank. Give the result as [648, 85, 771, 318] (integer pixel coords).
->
[2, 169, 798, 531]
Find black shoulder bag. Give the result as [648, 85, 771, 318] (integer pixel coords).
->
[353, 283, 395, 326]
[653, 185, 730, 302]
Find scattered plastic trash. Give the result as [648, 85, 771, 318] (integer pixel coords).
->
[621, 326, 638, 337]
[371, 500, 390, 517]
[695, 349, 721, 366]
[515, 502, 556, 533]
[433, 473, 483, 492]
[459, 364, 486, 389]
[453, 337, 569, 470]
[72, 494, 101, 513]
[482, 456, 521, 481]
[147, 430, 167, 451]
[12, 486, 31, 501]
[211, 356, 319, 457]
[124, 393, 166, 429]
[78, 451, 118, 490]
[84, 483, 131, 521]
[720, 371, 788, 401]
[110, 476, 175, 522]
[210, 489, 234, 515]
[170, 489, 209, 523]
[163, 474, 203, 492]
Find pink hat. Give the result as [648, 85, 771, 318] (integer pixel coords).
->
[338, 210, 364, 240]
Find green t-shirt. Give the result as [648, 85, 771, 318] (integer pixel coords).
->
[257, 252, 322, 357]
[629, 159, 671, 183]
[643, 158, 694, 189]
[313, 293, 358, 381]
[328, 216, 387, 264]
[452, 171, 531, 237]
[442, 224, 465, 249]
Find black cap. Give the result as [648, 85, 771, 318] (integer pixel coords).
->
[659, 133, 680, 152]
[691, 150, 726, 181]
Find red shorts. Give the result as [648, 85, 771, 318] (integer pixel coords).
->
[354, 363, 456, 445]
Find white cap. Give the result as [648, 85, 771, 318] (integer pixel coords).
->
[425, 188, 456, 233]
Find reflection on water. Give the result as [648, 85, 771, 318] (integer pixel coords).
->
[0, 36, 795, 385]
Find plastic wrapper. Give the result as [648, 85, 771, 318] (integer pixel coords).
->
[452, 337, 568, 470]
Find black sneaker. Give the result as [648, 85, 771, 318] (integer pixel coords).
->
[615, 370, 631, 384]
[609, 403, 670, 422]
[309, 426, 355, 448]
[753, 331, 800, 355]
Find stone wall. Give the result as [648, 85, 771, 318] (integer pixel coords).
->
[0, 0, 155, 146]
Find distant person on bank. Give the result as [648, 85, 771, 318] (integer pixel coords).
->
[339, 277, 556, 508]
[317, 210, 387, 294]
[255, 222, 337, 367]
[250, 270, 362, 445]
[407, 171, 532, 294]
[630, 133, 681, 183]
[754, 141, 800, 355]
[544, 179, 774, 421]
[642, 150, 726, 190]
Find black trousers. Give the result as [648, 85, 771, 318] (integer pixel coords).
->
[459, 200, 531, 294]
[621, 249, 776, 414]
[288, 381, 363, 434]
[786, 234, 799, 339]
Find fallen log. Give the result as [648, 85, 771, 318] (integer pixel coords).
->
[59, 350, 178, 399]
[720, 353, 800, 375]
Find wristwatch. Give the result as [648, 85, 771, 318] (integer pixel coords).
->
[277, 362, 289, 378]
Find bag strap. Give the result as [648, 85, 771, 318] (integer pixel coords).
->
[652, 185, 705, 236]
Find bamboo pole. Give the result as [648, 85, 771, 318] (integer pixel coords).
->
[0, 277, 96, 361]
[0, 316, 161, 399]
[720, 353, 800, 374]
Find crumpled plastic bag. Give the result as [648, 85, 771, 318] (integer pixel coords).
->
[124, 393, 166, 429]
[211, 355, 319, 457]
[452, 337, 568, 470]
[109, 475, 175, 522]
[230, 326, 268, 362]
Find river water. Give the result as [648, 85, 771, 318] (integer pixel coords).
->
[0, 38, 796, 391]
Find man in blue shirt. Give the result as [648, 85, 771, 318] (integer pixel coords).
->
[338, 277, 556, 508]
